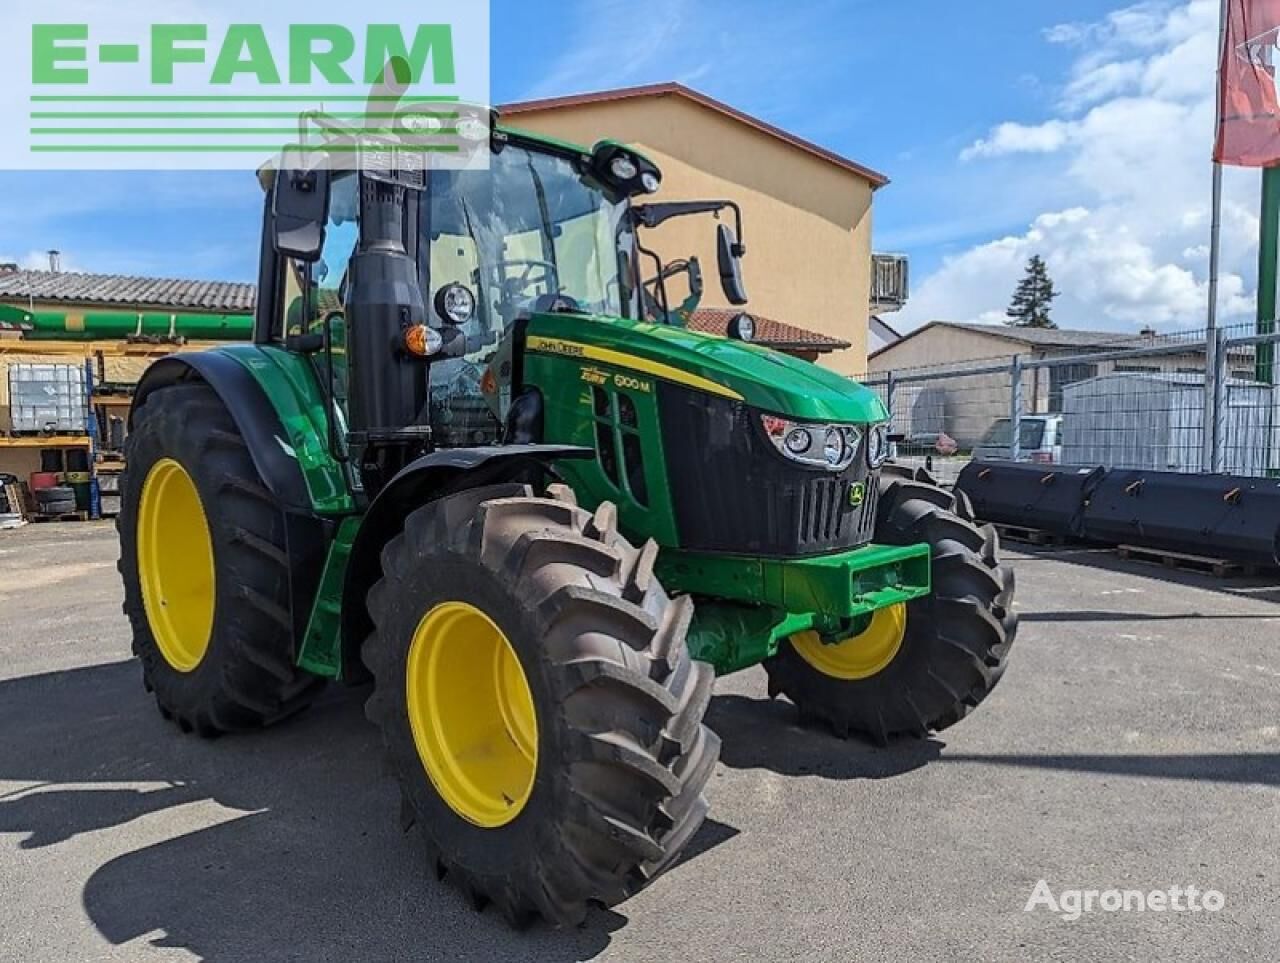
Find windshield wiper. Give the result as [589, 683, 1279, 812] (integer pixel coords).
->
[524, 154, 558, 274]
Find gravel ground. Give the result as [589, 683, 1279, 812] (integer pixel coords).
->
[1, 521, 1277, 963]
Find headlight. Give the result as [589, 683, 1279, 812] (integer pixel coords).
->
[784, 428, 811, 454]
[455, 115, 489, 142]
[640, 171, 661, 194]
[866, 423, 890, 468]
[433, 283, 476, 325]
[761, 415, 861, 471]
[611, 155, 639, 181]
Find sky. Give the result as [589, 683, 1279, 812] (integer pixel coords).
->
[0, 0, 1252, 334]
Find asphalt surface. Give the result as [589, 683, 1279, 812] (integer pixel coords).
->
[1, 521, 1277, 963]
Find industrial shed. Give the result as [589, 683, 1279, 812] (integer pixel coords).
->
[0, 270, 254, 484]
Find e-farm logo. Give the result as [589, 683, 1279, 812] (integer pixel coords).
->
[5, 1, 490, 171]
[32, 24, 456, 88]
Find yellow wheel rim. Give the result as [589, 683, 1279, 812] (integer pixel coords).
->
[790, 603, 908, 681]
[406, 601, 538, 828]
[137, 458, 216, 673]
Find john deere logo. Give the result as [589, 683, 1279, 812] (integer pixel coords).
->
[849, 481, 866, 508]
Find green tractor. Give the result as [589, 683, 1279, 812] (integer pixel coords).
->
[117, 103, 1016, 927]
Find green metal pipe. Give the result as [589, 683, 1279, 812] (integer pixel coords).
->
[1256, 166, 1280, 384]
[18, 309, 253, 341]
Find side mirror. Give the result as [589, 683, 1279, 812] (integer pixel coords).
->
[717, 223, 748, 306]
[272, 155, 331, 262]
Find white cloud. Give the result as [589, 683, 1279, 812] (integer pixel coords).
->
[1062, 59, 1144, 109]
[902, 0, 1254, 334]
[1044, 2, 1176, 52]
[1044, 22, 1090, 46]
[960, 120, 1073, 160]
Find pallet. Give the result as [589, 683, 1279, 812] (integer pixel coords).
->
[29, 511, 90, 524]
[3, 482, 32, 520]
[1115, 544, 1259, 578]
[995, 523, 1067, 547]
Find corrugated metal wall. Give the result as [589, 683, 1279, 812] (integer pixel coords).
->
[1062, 374, 1275, 475]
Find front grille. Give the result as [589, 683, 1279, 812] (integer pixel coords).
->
[657, 384, 878, 557]
[798, 473, 879, 547]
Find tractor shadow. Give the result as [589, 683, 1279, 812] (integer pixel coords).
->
[705, 693, 945, 779]
[0, 659, 733, 963]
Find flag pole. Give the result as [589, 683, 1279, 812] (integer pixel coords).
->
[1208, 0, 1225, 336]
[1205, 0, 1228, 471]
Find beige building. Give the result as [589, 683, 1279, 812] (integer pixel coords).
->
[502, 83, 898, 374]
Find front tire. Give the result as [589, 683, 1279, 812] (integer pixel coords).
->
[362, 485, 718, 927]
[764, 475, 1017, 743]
[118, 383, 324, 735]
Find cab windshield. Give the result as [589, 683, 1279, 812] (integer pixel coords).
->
[421, 142, 638, 337]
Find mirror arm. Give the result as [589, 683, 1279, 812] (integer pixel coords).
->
[635, 236, 671, 322]
[631, 200, 744, 250]
[726, 201, 745, 255]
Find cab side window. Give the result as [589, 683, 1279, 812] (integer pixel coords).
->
[275, 173, 359, 339]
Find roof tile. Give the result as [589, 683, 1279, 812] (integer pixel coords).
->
[0, 270, 255, 313]
[0, 270, 851, 354]
[686, 307, 850, 351]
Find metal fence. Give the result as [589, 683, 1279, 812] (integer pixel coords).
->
[858, 323, 1280, 486]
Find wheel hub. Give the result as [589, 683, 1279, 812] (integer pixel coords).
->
[137, 458, 216, 673]
[790, 602, 907, 680]
[406, 602, 539, 827]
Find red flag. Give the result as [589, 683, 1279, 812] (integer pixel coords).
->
[1216, 0, 1280, 165]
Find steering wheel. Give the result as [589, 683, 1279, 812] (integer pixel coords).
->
[497, 259, 560, 299]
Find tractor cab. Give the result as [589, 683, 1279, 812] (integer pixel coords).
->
[263, 107, 753, 492]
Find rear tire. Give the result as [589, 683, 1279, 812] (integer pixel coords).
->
[118, 383, 324, 735]
[362, 484, 718, 927]
[764, 475, 1017, 743]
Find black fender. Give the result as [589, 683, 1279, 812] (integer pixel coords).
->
[340, 445, 591, 676]
[131, 354, 313, 513]
[130, 354, 332, 653]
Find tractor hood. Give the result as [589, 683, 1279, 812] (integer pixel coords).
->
[525, 313, 888, 424]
